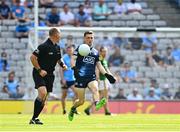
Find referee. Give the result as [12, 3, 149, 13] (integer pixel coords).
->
[29, 28, 67, 125]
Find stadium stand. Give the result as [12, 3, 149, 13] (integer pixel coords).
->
[146, 0, 180, 27]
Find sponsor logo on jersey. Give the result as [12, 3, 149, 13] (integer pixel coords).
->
[83, 56, 95, 64]
[48, 52, 53, 55]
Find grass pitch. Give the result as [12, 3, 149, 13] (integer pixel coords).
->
[0, 114, 180, 132]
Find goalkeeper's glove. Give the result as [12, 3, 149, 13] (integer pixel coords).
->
[104, 73, 116, 84]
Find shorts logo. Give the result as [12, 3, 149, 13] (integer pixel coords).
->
[83, 56, 95, 64]
[79, 83, 83, 86]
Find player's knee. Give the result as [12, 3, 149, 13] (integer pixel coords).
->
[99, 93, 104, 99]
[42, 90, 47, 96]
[62, 93, 67, 98]
[39, 90, 47, 99]
[74, 91, 78, 97]
[92, 88, 98, 95]
[79, 99, 85, 105]
[61, 95, 66, 101]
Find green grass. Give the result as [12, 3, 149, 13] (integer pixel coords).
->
[0, 114, 180, 131]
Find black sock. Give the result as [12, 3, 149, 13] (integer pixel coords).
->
[32, 97, 44, 120]
[105, 108, 109, 113]
[85, 106, 91, 110]
[71, 106, 76, 112]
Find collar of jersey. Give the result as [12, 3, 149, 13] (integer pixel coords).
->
[48, 38, 57, 45]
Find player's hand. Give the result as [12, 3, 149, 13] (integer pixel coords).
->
[39, 70, 47, 77]
[61, 79, 66, 85]
[62, 65, 67, 70]
[105, 73, 116, 84]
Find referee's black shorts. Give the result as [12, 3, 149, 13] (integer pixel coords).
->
[32, 69, 55, 92]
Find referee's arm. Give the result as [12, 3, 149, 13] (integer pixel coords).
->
[30, 54, 47, 77]
[57, 59, 67, 70]
[30, 54, 41, 71]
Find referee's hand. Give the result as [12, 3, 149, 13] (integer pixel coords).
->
[39, 70, 47, 77]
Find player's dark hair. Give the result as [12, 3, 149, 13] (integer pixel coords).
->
[79, 4, 84, 8]
[63, 3, 68, 8]
[15, 0, 20, 3]
[166, 46, 172, 50]
[100, 46, 106, 52]
[49, 28, 59, 36]
[8, 71, 15, 78]
[66, 45, 74, 49]
[131, 0, 136, 3]
[84, 31, 93, 37]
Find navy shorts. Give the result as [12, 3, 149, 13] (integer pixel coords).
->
[61, 81, 75, 89]
[75, 77, 96, 88]
[32, 69, 55, 92]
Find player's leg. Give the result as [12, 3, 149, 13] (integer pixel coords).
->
[70, 85, 78, 105]
[100, 88, 111, 115]
[84, 100, 93, 115]
[104, 88, 111, 115]
[70, 85, 80, 114]
[72, 87, 86, 107]
[84, 80, 100, 115]
[61, 89, 68, 114]
[99, 90, 104, 100]
[68, 87, 85, 121]
[30, 86, 48, 125]
[88, 80, 107, 111]
[101, 80, 111, 115]
[88, 80, 99, 102]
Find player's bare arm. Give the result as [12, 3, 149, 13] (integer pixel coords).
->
[96, 61, 116, 84]
[105, 67, 113, 75]
[30, 54, 47, 77]
[96, 61, 108, 75]
[71, 55, 77, 68]
[95, 66, 100, 80]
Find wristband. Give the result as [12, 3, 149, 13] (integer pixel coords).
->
[59, 62, 64, 68]
[37, 68, 42, 73]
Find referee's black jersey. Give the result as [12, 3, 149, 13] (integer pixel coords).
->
[32, 38, 61, 74]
